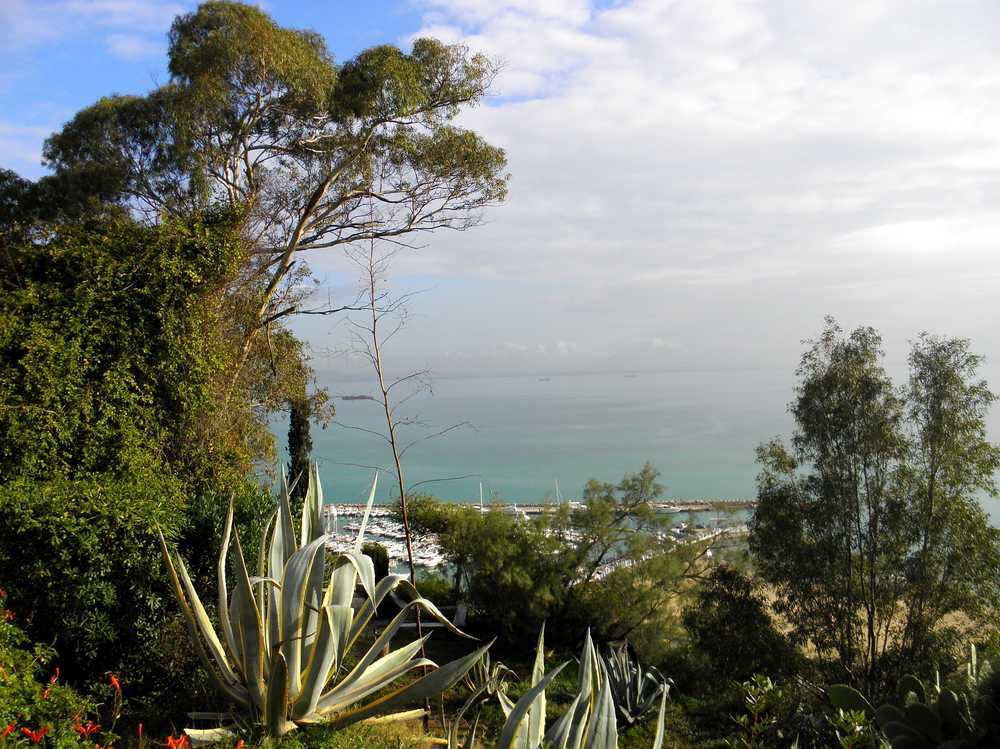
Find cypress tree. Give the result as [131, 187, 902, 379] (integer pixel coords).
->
[287, 398, 312, 507]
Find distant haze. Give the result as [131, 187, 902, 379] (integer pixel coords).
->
[4, 1, 1000, 471]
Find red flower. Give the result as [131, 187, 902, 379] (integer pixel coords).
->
[4, 610, 13, 622]
[138, 723, 143, 739]
[40, 687, 50, 700]
[49, 667, 60, 684]
[21, 726, 49, 744]
[1, 723, 15, 738]
[166, 734, 189, 749]
[73, 721, 100, 738]
[108, 673, 121, 694]
[235, 739, 244, 749]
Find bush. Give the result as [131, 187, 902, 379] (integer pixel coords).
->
[682, 564, 800, 685]
[0, 588, 106, 749]
[0, 473, 272, 727]
[362, 542, 390, 581]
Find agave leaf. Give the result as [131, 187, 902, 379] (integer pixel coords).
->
[527, 624, 547, 749]
[295, 604, 354, 719]
[291, 605, 339, 719]
[353, 472, 379, 550]
[651, 691, 668, 749]
[326, 549, 377, 612]
[300, 463, 326, 547]
[324, 592, 472, 710]
[498, 691, 516, 719]
[346, 573, 409, 649]
[231, 530, 267, 711]
[183, 728, 236, 747]
[546, 691, 585, 749]
[175, 547, 241, 689]
[158, 529, 250, 708]
[317, 641, 493, 729]
[217, 501, 239, 661]
[362, 708, 427, 725]
[266, 652, 292, 736]
[448, 686, 487, 749]
[280, 535, 330, 703]
[381, 579, 476, 640]
[583, 666, 618, 749]
[316, 639, 435, 714]
[497, 663, 568, 749]
[270, 468, 296, 581]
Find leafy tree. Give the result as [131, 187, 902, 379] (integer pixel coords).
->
[750, 319, 1000, 695]
[899, 334, 1000, 663]
[42, 1, 508, 384]
[682, 564, 799, 684]
[424, 464, 713, 655]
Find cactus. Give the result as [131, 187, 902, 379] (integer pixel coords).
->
[829, 665, 981, 748]
[160, 466, 489, 740]
[602, 640, 672, 727]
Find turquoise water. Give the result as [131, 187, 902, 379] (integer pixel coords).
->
[270, 369, 1000, 525]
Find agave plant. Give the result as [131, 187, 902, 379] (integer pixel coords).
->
[159, 465, 489, 740]
[602, 641, 671, 727]
[463, 650, 516, 699]
[449, 626, 668, 749]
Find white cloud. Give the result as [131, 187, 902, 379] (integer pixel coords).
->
[310, 0, 1000, 377]
[0, 0, 187, 48]
[105, 33, 166, 60]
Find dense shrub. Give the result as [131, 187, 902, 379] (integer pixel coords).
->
[0, 588, 105, 749]
[0, 474, 253, 727]
[361, 542, 390, 581]
[682, 564, 800, 685]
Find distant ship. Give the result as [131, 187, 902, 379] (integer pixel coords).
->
[538, 377, 552, 382]
[340, 394, 375, 401]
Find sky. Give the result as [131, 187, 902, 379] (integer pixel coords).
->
[3, 0, 1000, 386]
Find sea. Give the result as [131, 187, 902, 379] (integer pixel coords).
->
[271, 368, 1000, 526]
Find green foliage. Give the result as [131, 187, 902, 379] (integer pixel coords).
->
[726, 675, 786, 749]
[829, 648, 1000, 748]
[361, 542, 390, 582]
[427, 465, 707, 656]
[161, 467, 487, 738]
[0, 584, 110, 749]
[41, 1, 508, 345]
[0, 212, 246, 486]
[0, 474, 193, 718]
[682, 565, 800, 684]
[751, 319, 1000, 695]
[287, 400, 313, 508]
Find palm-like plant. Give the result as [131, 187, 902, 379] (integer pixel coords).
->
[160, 465, 489, 740]
[603, 641, 671, 727]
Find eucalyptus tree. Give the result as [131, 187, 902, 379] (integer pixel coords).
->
[750, 319, 1000, 695]
[42, 1, 508, 385]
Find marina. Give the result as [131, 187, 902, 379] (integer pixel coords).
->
[320, 499, 753, 573]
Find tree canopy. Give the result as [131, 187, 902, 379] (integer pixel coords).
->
[41, 0, 508, 384]
[750, 318, 1000, 695]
